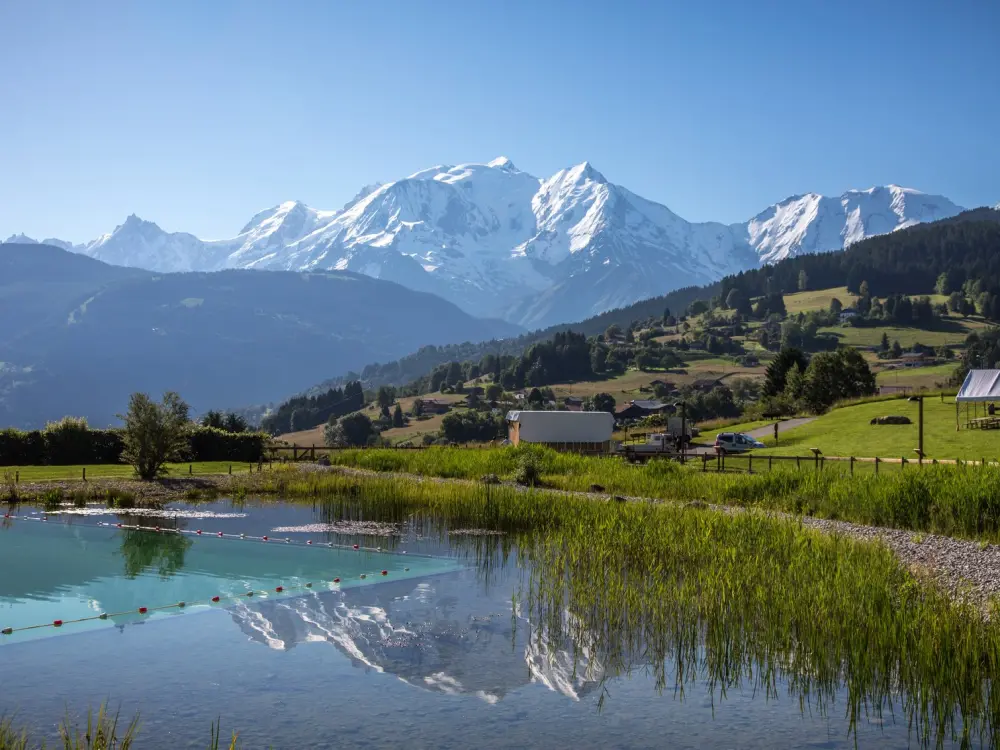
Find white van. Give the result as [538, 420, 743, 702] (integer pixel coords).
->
[714, 432, 765, 453]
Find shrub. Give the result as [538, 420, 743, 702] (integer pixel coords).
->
[514, 453, 542, 486]
[120, 392, 191, 480]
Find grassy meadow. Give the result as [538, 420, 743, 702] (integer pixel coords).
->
[261, 445, 1000, 542]
[875, 361, 958, 390]
[782, 286, 860, 314]
[751, 396, 1000, 460]
[5, 461, 249, 482]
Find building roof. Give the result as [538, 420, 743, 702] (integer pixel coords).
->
[506, 410, 615, 443]
[957, 370, 1000, 402]
[629, 399, 667, 410]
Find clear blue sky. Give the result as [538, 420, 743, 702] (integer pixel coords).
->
[1, 0, 997, 242]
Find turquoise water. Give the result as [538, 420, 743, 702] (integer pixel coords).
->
[1, 518, 455, 644]
[0, 501, 954, 748]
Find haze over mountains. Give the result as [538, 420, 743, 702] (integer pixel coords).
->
[8, 159, 964, 329]
[0, 243, 518, 428]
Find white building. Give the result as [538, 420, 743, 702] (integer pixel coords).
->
[505, 410, 614, 453]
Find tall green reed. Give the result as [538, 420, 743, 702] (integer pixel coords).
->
[305, 447, 1000, 541]
[303, 475, 1000, 747]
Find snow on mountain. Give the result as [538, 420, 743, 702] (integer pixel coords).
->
[745, 185, 964, 264]
[9, 161, 964, 328]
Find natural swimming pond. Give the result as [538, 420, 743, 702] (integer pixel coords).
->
[0, 498, 986, 747]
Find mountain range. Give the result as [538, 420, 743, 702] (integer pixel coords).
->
[7, 159, 965, 329]
[0, 243, 518, 428]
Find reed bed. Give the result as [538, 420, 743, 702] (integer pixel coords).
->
[0, 707, 239, 750]
[295, 475, 1000, 747]
[307, 446, 1000, 542]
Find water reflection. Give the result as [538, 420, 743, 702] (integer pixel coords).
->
[3, 499, 995, 748]
[117, 517, 192, 579]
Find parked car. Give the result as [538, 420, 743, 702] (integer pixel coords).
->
[714, 432, 765, 453]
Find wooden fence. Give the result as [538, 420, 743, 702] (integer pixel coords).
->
[679, 451, 1000, 474]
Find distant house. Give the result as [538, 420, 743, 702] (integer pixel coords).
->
[839, 309, 858, 322]
[506, 410, 614, 453]
[615, 399, 672, 421]
[563, 396, 584, 412]
[421, 398, 453, 414]
[900, 352, 931, 367]
[690, 378, 721, 393]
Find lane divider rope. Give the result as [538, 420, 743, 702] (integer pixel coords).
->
[1, 512, 439, 556]
[1, 566, 412, 637]
[1, 513, 425, 637]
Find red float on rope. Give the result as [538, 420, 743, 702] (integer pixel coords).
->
[360, 574, 366, 579]
[381, 570, 388, 576]
[217, 531, 224, 537]
[333, 578, 340, 583]
[138, 607, 148, 614]
[275, 586, 283, 592]
[246, 591, 254, 597]
[1, 627, 12, 635]
[196, 530, 202, 535]
[306, 540, 313, 545]
[53, 620, 63, 627]
[352, 544, 359, 550]
[116, 523, 122, 528]
[262, 536, 268, 541]
[211, 596, 220, 602]
[154, 527, 160, 533]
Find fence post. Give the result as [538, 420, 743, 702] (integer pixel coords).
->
[748, 454, 752, 474]
[189, 464, 193, 475]
[850, 456, 854, 476]
[15, 470, 18, 483]
[901, 457, 905, 470]
[768, 456, 772, 472]
[796, 456, 801, 470]
[702, 455, 707, 472]
[82, 467, 86, 481]
[293, 446, 298, 461]
[229, 464, 232, 475]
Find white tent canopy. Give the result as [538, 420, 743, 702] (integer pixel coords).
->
[956, 370, 1000, 402]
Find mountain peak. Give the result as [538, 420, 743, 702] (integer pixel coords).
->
[567, 161, 607, 184]
[487, 156, 517, 170]
[4, 233, 39, 245]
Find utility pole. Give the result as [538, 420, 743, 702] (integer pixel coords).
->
[680, 401, 687, 464]
[909, 395, 924, 459]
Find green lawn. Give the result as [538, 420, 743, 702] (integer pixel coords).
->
[818, 321, 983, 348]
[783, 286, 859, 314]
[5, 461, 251, 482]
[876, 362, 958, 390]
[750, 397, 1000, 461]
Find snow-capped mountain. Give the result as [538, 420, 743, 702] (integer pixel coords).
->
[744, 185, 964, 264]
[9, 160, 964, 328]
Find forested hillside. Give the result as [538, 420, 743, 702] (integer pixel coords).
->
[720, 212, 1000, 314]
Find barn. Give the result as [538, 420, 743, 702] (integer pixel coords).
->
[505, 410, 615, 453]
